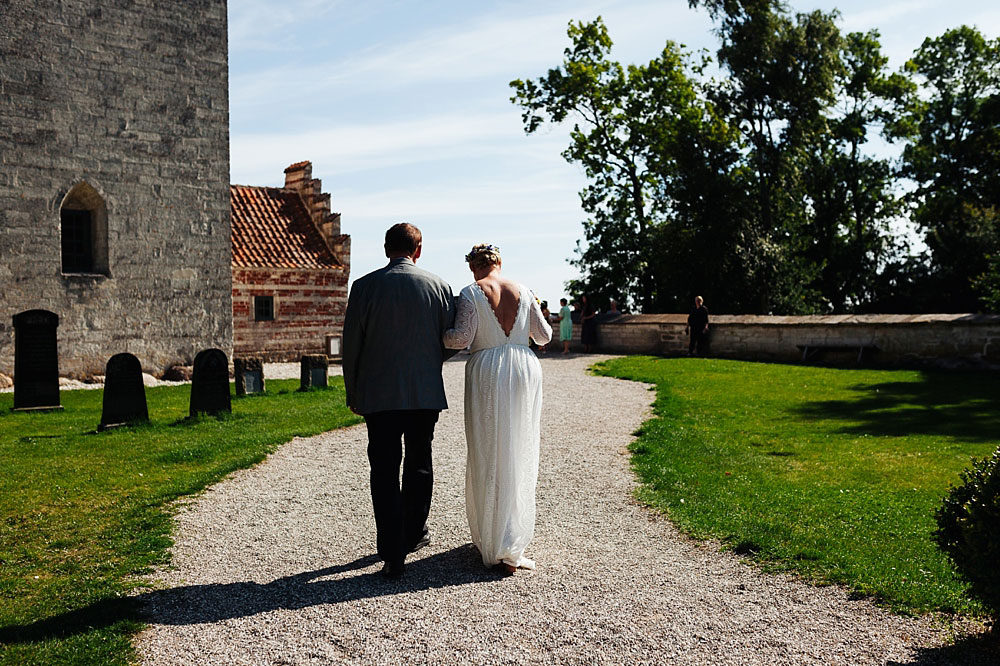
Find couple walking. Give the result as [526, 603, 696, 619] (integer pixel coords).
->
[342, 223, 552, 579]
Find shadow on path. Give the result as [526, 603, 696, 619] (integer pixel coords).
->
[0, 546, 499, 646]
[790, 371, 1000, 442]
[888, 629, 999, 666]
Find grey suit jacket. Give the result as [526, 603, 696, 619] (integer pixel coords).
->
[342, 257, 456, 414]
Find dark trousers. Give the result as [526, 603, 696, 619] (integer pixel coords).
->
[689, 330, 708, 354]
[363, 409, 438, 565]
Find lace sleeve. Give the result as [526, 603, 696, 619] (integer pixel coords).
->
[528, 297, 552, 345]
[443, 289, 478, 349]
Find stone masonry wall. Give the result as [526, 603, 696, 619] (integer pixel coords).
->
[233, 267, 349, 361]
[0, 0, 232, 377]
[585, 314, 1000, 367]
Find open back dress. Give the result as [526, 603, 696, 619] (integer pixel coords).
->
[444, 282, 552, 569]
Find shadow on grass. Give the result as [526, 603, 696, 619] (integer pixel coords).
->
[790, 372, 1000, 442]
[0, 545, 501, 646]
[167, 412, 239, 428]
[888, 629, 999, 666]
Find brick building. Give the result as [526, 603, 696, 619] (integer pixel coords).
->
[0, 0, 232, 377]
[231, 162, 350, 360]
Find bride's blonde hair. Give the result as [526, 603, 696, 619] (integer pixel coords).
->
[465, 243, 501, 271]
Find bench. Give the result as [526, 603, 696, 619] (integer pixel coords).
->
[796, 343, 879, 364]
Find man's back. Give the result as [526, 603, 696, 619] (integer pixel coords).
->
[342, 257, 455, 414]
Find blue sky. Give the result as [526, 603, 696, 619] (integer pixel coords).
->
[228, 0, 1000, 308]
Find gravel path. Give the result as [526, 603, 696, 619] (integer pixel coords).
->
[135, 354, 955, 665]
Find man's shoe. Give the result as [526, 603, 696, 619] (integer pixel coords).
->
[408, 533, 431, 554]
[381, 561, 404, 580]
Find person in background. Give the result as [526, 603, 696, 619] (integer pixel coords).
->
[685, 295, 710, 356]
[538, 300, 551, 353]
[557, 298, 572, 354]
[580, 294, 598, 353]
[598, 298, 623, 322]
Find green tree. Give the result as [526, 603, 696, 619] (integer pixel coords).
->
[510, 19, 746, 313]
[691, 0, 844, 313]
[510, 19, 658, 311]
[516, 5, 1000, 315]
[899, 26, 1000, 311]
[800, 30, 913, 311]
[974, 253, 1000, 312]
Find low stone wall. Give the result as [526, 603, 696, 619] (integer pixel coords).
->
[573, 313, 1000, 368]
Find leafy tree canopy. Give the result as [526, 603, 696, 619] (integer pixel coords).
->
[512, 6, 1000, 314]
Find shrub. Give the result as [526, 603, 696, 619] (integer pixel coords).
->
[935, 447, 1000, 622]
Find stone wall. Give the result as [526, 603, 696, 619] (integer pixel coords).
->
[0, 0, 232, 377]
[233, 267, 349, 361]
[582, 314, 1000, 367]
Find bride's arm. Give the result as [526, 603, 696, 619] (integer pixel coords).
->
[443, 289, 477, 349]
[528, 298, 552, 346]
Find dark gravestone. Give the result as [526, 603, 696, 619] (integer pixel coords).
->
[99, 353, 149, 430]
[234, 357, 264, 396]
[12, 310, 62, 411]
[190, 348, 231, 416]
[300, 354, 328, 390]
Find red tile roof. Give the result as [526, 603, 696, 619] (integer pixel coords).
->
[230, 185, 343, 269]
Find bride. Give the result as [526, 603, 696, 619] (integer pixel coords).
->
[444, 244, 552, 573]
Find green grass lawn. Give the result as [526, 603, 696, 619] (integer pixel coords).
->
[593, 356, 999, 617]
[0, 379, 360, 665]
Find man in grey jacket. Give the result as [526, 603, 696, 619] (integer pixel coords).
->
[342, 223, 456, 579]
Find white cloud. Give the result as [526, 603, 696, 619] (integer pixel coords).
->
[837, 1, 935, 33]
[231, 110, 530, 181]
[228, 5, 584, 108]
[336, 170, 585, 220]
[229, 0, 346, 52]
[229, 0, 709, 109]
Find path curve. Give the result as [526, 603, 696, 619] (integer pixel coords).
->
[136, 355, 947, 665]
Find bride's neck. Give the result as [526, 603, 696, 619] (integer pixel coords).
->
[472, 265, 500, 281]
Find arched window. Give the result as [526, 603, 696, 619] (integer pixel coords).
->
[60, 182, 109, 275]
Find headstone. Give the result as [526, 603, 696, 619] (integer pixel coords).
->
[325, 334, 342, 357]
[300, 354, 328, 390]
[99, 353, 149, 430]
[12, 310, 62, 411]
[189, 348, 231, 416]
[234, 356, 264, 396]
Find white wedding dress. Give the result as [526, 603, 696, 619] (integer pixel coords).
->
[444, 283, 552, 569]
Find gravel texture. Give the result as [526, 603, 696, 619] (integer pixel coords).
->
[135, 354, 963, 665]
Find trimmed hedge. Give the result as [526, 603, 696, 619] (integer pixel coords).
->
[935, 447, 1000, 625]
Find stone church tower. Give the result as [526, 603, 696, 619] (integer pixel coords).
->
[0, 1, 232, 377]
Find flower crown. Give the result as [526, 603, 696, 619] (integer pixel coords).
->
[465, 244, 500, 263]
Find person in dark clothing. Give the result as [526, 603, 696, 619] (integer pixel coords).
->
[685, 295, 709, 355]
[342, 223, 456, 580]
[579, 294, 598, 352]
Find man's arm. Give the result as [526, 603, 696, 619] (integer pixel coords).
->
[440, 282, 460, 360]
[341, 283, 365, 409]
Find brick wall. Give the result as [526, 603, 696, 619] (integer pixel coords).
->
[0, 0, 232, 377]
[585, 314, 1000, 368]
[233, 267, 348, 361]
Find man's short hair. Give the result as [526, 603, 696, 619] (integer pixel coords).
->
[385, 223, 422, 255]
